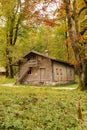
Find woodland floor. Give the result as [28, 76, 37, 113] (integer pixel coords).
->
[0, 76, 87, 130]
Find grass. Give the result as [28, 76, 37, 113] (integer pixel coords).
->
[0, 76, 87, 130]
[0, 76, 15, 84]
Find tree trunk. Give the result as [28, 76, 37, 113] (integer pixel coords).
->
[65, 31, 70, 62]
[5, 65, 9, 77]
[5, 47, 14, 78]
[8, 57, 14, 78]
[64, 0, 87, 90]
[78, 60, 87, 90]
[73, 57, 87, 90]
[5, 64, 14, 78]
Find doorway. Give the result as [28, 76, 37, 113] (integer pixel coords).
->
[40, 68, 46, 83]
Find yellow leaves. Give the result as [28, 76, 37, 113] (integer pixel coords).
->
[0, 0, 17, 16]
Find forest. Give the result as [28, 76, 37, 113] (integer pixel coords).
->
[0, 0, 87, 89]
[0, 0, 87, 129]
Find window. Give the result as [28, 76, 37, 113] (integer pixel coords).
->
[56, 68, 59, 75]
[56, 68, 63, 75]
[31, 55, 36, 60]
[60, 68, 62, 75]
[28, 68, 32, 74]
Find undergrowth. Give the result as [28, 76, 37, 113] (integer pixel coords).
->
[0, 85, 87, 130]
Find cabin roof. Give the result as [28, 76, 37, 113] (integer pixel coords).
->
[14, 50, 74, 67]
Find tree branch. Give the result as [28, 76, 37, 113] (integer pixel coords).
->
[13, 0, 22, 45]
[78, 6, 87, 15]
[80, 27, 87, 35]
[83, 0, 87, 5]
[13, 15, 21, 45]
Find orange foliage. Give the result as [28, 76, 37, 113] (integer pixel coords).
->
[21, 0, 60, 27]
[43, 19, 58, 26]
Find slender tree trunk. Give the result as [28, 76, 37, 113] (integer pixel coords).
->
[65, 31, 69, 62]
[5, 47, 14, 78]
[5, 10, 21, 78]
[5, 65, 9, 77]
[65, 17, 70, 62]
[79, 60, 87, 90]
[8, 57, 14, 78]
[5, 64, 14, 78]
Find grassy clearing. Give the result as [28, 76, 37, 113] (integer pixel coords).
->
[0, 76, 87, 130]
[0, 84, 87, 130]
[0, 76, 15, 84]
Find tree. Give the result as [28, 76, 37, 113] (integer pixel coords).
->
[62, 0, 87, 90]
[0, 0, 23, 77]
[0, 0, 40, 78]
[39, 0, 87, 89]
[0, 0, 65, 78]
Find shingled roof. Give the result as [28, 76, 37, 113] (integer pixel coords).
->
[14, 50, 74, 67]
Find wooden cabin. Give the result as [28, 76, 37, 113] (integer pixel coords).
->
[0, 67, 6, 75]
[14, 50, 75, 85]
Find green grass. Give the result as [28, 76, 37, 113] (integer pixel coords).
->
[0, 84, 87, 130]
[0, 76, 15, 84]
[0, 76, 87, 130]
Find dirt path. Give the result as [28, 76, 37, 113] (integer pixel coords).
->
[1, 83, 15, 87]
[51, 87, 76, 90]
[1, 83, 77, 90]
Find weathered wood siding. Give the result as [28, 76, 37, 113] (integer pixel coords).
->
[66, 66, 75, 81]
[19, 55, 53, 85]
[17, 54, 75, 85]
[53, 62, 74, 84]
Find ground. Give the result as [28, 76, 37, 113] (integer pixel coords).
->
[0, 76, 87, 130]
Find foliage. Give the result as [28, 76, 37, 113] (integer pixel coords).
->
[0, 0, 42, 77]
[0, 0, 76, 76]
[0, 83, 87, 130]
[0, 0, 87, 89]
[17, 24, 75, 63]
[0, 0, 76, 67]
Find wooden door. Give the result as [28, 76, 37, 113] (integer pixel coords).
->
[40, 68, 46, 82]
